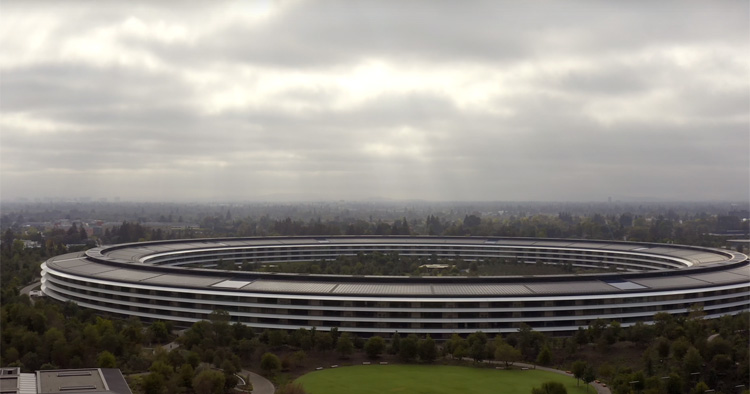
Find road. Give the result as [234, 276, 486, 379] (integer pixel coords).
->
[240, 370, 274, 394]
[20, 280, 41, 296]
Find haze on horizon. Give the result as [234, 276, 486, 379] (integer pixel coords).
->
[1, 1, 748, 203]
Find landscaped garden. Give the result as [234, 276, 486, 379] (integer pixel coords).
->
[295, 364, 591, 394]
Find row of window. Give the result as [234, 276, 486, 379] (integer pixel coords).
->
[45, 273, 749, 324]
[51, 274, 745, 310]
[45, 287, 750, 339]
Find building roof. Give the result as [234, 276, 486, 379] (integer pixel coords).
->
[36, 369, 131, 394]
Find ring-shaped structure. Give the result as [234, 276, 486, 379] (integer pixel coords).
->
[41, 236, 750, 337]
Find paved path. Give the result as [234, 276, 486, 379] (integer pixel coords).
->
[240, 370, 274, 394]
[20, 280, 41, 296]
[19, 280, 42, 304]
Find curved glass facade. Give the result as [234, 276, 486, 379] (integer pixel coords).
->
[41, 237, 750, 338]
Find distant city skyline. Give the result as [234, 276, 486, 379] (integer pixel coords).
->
[1, 1, 748, 202]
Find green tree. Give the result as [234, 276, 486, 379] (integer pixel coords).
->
[389, 332, 401, 354]
[467, 331, 488, 362]
[531, 381, 567, 394]
[315, 332, 333, 351]
[689, 381, 710, 394]
[178, 364, 194, 389]
[364, 336, 385, 359]
[571, 360, 586, 386]
[141, 372, 166, 394]
[399, 334, 418, 362]
[664, 373, 682, 394]
[418, 335, 437, 363]
[536, 345, 552, 366]
[494, 342, 521, 368]
[582, 365, 596, 393]
[96, 351, 116, 368]
[683, 347, 703, 375]
[149, 321, 169, 343]
[149, 361, 173, 379]
[336, 333, 354, 359]
[192, 369, 225, 394]
[260, 352, 281, 375]
[671, 337, 691, 360]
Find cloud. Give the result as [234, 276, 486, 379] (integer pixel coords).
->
[1, 1, 748, 202]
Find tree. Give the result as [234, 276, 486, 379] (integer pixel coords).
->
[683, 347, 703, 375]
[445, 333, 467, 358]
[399, 334, 419, 362]
[315, 331, 333, 351]
[531, 381, 567, 394]
[141, 372, 166, 394]
[178, 364, 194, 389]
[467, 331, 488, 362]
[336, 332, 354, 358]
[536, 345, 552, 366]
[418, 335, 437, 363]
[260, 352, 281, 375]
[365, 336, 385, 359]
[575, 327, 588, 345]
[389, 332, 401, 354]
[149, 321, 169, 343]
[571, 360, 586, 386]
[96, 351, 116, 368]
[582, 365, 596, 393]
[689, 381, 710, 394]
[192, 369, 225, 394]
[664, 373, 683, 394]
[494, 342, 521, 368]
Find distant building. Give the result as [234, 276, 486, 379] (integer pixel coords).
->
[0, 368, 131, 394]
[22, 240, 41, 249]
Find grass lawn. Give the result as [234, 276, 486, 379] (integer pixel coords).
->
[295, 364, 593, 394]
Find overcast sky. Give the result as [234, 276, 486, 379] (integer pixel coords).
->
[1, 1, 748, 202]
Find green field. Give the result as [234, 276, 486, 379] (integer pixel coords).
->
[295, 364, 592, 394]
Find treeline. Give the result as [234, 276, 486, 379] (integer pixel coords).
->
[210, 212, 733, 248]
[90, 212, 739, 251]
[100, 221, 198, 244]
[0, 229, 68, 295]
[0, 295, 172, 374]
